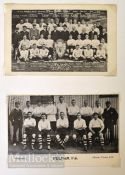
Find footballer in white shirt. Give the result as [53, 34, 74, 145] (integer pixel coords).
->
[37, 34, 46, 48]
[68, 99, 80, 130]
[76, 21, 83, 34]
[100, 38, 107, 54]
[16, 19, 24, 32]
[72, 45, 84, 61]
[75, 34, 84, 48]
[29, 43, 40, 61]
[65, 34, 75, 59]
[91, 35, 100, 50]
[80, 100, 93, 127]
[45, 100, 57, 132]
[95, 43, 106, 61]
[22, 112, 36, 150]
[84, 21, 92, 34]
[19, 44, 29, 62]
[23, 19, 32, 31]
[56, 96, 68, 118]
[23, 101, 34, 117]
[39, 44, 52, 61]
[73, 112, 87, 151]
[67, 34, 76, 49]
[88, 112, 105, 150]
[38, 113, 51, 150]
[33, 101, 46, 127]
[29, 35, 38, 48]
[19, 35, 30, 51]
[56, 112, 69, 149]
[84, 44, 94, 62]
[46, 34, 54, 57]
[83, 34, 92, 48]
[93, 100, 104, 118]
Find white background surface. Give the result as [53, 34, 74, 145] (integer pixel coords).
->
[0, 0, 125, 174]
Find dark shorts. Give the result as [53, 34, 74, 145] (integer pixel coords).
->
[38, 130, 50, 137]
[56, 128, 68, 137]
[31, 56, 41, 61]
[92, 128, 101, 137]
[24, 127, 36, 138]
[74, 129, 87, 137]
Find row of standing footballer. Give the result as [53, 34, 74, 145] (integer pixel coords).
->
[9, 96, 118, 151]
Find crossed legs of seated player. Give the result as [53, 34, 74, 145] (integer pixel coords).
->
[56, 134, 69, 149]
[94, 56, 106, 62]
[39, 55, 52, 61]
[22, 128, 36, 150]
[38, 130, 51, 150]
[72, 130, 87, 151]
[56, 129, 69, 149]
[88, 129, 104, 150]
[85, 56, 95, 62]
[72, 56, 85, 61]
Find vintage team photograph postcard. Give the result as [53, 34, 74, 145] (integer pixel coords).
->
[8, 94, 120, 167]
[5, 4, 116, 75]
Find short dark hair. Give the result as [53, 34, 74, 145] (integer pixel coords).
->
[15, 101, 20, 106]
[93, 112, 99, 116]
[59, 96, 64, 99]
[77, 112, 81, 116]
[106, 101, 111, 105]
[41, 113, 47, 118]
[27, 111, 32, 114]
[60, 111, 64, 115]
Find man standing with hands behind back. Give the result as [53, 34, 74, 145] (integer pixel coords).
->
[9, 101, 23, 146]
[102, 101, 118, 145]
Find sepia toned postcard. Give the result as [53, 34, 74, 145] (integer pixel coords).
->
[5, 4, 117, 76]
[8, 94, 120, 167]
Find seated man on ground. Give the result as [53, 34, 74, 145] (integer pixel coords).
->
[29, 43, 40, 61]
[39, 44, 52, 61]
[94, 43, 107, 62]
[19, 44, 29, 62]
[72, 44, 84, 61]
[84, 44, 94, 62]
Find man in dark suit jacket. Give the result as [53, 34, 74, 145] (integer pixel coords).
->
[96, 22, 103, 35]
[12, 28, 21, 48]
[20, 25, 29, 40]
[40, 25, 49, 39]
[70, 26, 79, 40]
[61, 25, 69, 41]
[102, 101, 118, 144]
[99, 28, 107, 43]
[89, 27, 98, 40]
[9, 101, 23, 146]
[12, 28, 22, 59]
[51, 25, 60, 41]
